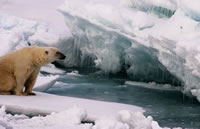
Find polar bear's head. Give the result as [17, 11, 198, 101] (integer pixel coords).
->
[31, 46, 66, 66]
[44, 47, 66, 62]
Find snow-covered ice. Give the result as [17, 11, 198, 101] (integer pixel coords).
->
[0, 92, 163, 129]
[40, 64, 66, 75]
[33, 74, 59, 92]
[0, 92, 143, 118]
[125, 81, 181, 91]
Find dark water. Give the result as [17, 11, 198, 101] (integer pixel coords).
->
[45, 74, 200, 128]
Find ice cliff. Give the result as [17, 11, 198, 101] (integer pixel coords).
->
[57, 0, 200, 101]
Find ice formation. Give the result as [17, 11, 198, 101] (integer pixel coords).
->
[0, 106, 161, 129]
[56, 0, 200, 101]
[125, 81, 181, 91]
[33, 74, 59, 92]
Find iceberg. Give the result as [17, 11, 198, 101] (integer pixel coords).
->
[57, 0, 200, 101]
[57, 0, 179, 82]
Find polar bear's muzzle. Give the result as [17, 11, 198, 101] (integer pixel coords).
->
[56, 51, 66, 60]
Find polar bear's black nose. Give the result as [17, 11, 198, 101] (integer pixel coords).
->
[61, 54, 66, 60]
[56, 51, 66, 60]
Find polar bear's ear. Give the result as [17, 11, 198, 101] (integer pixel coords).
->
[45, 50, 49, 55]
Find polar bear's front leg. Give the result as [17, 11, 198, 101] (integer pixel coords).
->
[14, 74, 27, 96]
[25, 67, 40, 95]
[14, 69, 27, 96]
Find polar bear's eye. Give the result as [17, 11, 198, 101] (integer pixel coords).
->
[45, 51, 49, 55]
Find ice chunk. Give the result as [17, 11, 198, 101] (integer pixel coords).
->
[14, 107, 87, 128]
[0, 106, 89, 129]
[0, 106, 6, 117]
[0, 105, 162, 129]
[191, 89, 200, 102]
[40, 64, 65, 74]
[118, 110, 162, 129]
[33, 74, 59, 92]
[125, 81, 181, 91]
[93, 118, 129, 129]
[67, 70, 81, 76]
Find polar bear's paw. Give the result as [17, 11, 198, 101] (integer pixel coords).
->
[27, 92, 36, 96]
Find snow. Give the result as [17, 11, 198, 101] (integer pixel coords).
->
[0, 92, 163, 129]
[0, 105, 89, 129]
[0, 92, 143, 118]
[118, 110, 161, 129]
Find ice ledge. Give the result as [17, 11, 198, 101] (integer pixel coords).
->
[0, 92, 165, 129]
[0, 92, 143, 119]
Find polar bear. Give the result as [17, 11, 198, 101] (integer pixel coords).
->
[0, 46, 66, 96]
